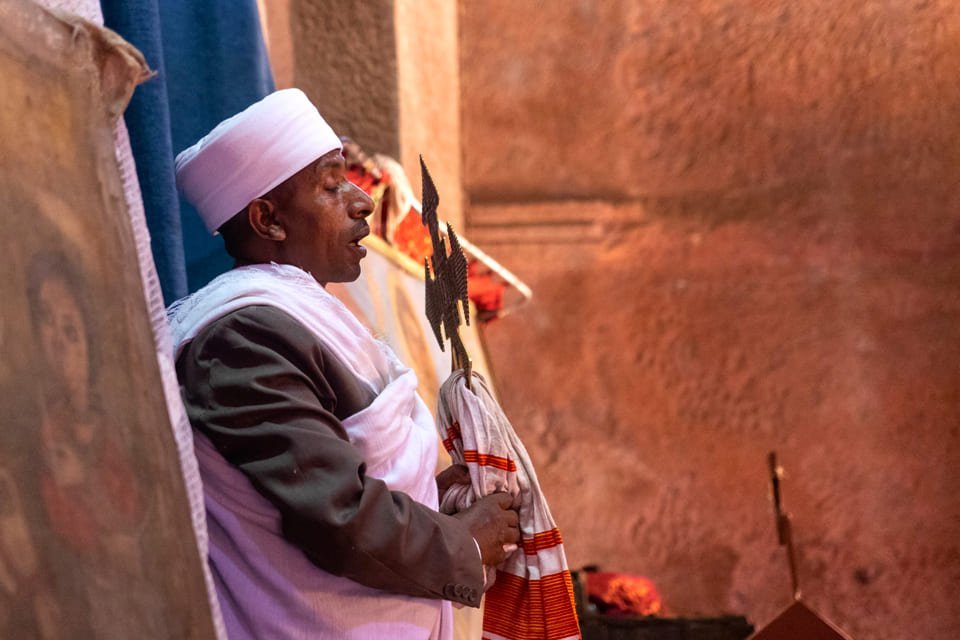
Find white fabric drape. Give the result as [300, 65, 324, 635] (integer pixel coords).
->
[168, 263, 452, 640]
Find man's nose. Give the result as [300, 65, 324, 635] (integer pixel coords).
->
[349, 185, 375, 219]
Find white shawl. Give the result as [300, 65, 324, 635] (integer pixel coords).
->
[438, 372, 580, 640]
[168, 263, 451, 640]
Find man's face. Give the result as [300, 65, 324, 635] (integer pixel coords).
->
[272, 149, 374, 285]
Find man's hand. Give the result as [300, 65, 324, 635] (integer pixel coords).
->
[436, 463, 471, 500]
[454, 493, 520, 565]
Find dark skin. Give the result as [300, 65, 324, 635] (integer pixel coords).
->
[222, 149, 519, 565]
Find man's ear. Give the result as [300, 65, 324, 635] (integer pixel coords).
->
[247, 198, 287, 241]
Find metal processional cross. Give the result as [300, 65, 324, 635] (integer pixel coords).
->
[419, 156, 473, 390]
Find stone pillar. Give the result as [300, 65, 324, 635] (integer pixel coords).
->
[257, 0, 293, 89]
[394, 0, 462, 226]
[260, 0, 463, 227]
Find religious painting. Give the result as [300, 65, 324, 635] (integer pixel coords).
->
[0, 3, 216, 638]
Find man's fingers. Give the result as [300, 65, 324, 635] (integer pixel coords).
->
[454, 492, 523, 565]
[501, 525, 520, 544]
[491, 492, 515, 509]
[448, 464, 470, 483]
[436, 464, 471, 493]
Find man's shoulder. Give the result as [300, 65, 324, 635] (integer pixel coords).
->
[184, 304, 318, 361]
[204, 304, 311, 335]
[180, 304, 375, 418]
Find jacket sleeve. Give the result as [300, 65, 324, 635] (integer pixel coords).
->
[176, 306, 483, 607]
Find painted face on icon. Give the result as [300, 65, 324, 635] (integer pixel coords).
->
[36, 276, 89, 410]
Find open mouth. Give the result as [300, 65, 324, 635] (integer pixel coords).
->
[349, 226, 370, 256]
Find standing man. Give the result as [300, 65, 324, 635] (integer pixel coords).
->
[168, 89, 519, 640]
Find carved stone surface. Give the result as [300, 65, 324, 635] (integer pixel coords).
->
[461, 2, 960, 639]
[289, 0, 399, 157]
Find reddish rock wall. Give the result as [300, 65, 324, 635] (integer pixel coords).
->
[395, 0, 464, 226]
[461, 2, 960, 639]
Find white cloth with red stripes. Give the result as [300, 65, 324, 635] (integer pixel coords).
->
[437, 372, 580, 640]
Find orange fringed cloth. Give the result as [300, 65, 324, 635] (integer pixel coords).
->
[437, 372, 581, 640]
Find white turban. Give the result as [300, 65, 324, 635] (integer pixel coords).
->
[175, 88, 342, 234]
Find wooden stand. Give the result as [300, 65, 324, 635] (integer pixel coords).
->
[748, 453, 854, 640]
[749, 601, 852, 640]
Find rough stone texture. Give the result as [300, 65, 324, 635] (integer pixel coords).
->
[289, 0, 400, 157]
[268, 0, 463, 227]
[461, 2, 960, 639]
[259, 0, 293, 89]
[395, 0, 463, 227]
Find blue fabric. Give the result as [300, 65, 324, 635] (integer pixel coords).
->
[101, 0, 275, 300]
[101, 0, 187, 304]
[160, 1, 275, 292]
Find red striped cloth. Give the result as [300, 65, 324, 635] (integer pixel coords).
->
[437, 372, 580, 640]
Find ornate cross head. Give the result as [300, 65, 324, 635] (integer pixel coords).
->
[420, 156, 472, 387]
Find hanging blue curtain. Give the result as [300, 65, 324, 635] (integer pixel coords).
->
[101, 0, 275, 301]
[100, 0, 186, 304]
